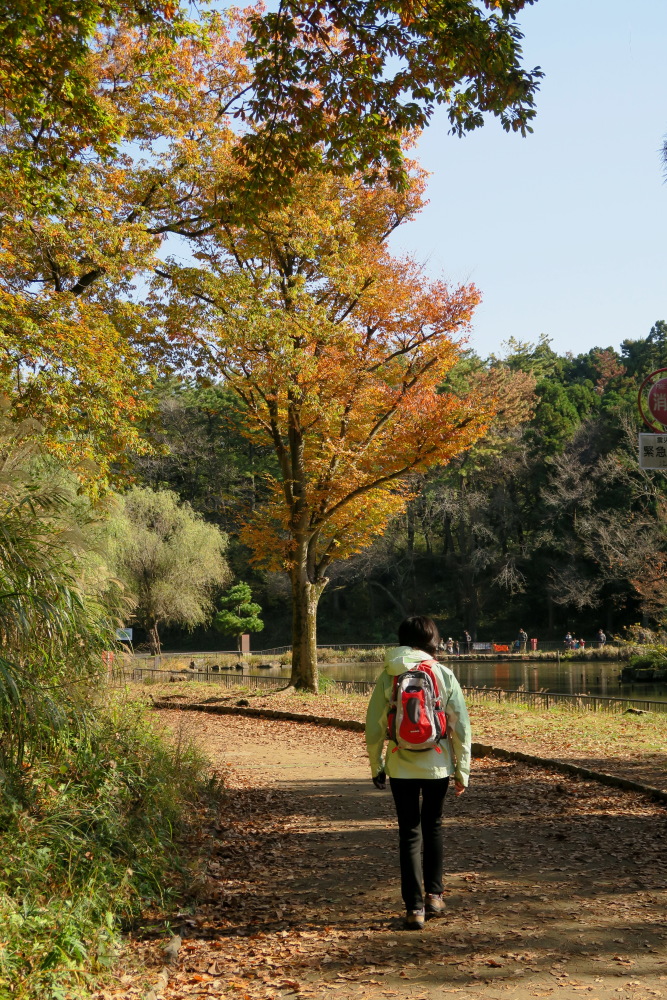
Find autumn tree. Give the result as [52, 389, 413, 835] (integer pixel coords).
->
[152, 169, 495, 689]
[2, 1, 544, 478]
[0, 7, 194, 476]
[1, 13, 258, 474]
[123, 323, 667, 644]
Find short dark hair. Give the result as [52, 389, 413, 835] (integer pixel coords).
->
[398, 616, 440, 657]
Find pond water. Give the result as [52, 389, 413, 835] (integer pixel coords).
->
[265, 658, 667, 703]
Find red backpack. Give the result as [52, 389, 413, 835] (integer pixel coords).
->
[387, 660, 446, 753]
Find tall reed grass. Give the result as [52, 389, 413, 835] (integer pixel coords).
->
[0, 421, 216, 997]
[0, 698, 212, 998]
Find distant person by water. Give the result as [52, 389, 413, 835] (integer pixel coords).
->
[463, 630, 471, 654]
[596, 629, 606, 647]
[517, 628, 527, 653]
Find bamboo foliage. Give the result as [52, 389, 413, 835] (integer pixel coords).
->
[0, 416, 118, 764]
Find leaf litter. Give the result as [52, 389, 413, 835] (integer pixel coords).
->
[99, 708, 667, 1000]
[137, 681, 667, 791]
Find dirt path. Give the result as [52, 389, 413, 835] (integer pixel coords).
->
[114, 711, 667, 1000]
[146, 686, 667, 792]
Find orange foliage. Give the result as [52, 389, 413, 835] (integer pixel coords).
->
[158, 170, 496, 579]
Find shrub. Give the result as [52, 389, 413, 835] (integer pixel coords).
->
[358, 647, 384, 662]
[0, 697, 211, 998]
[318, 673, 338, 693]
[627, 652, 667, 670]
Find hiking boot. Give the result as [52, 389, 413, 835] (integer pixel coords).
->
[425, 893, 445, 918]
[404, 909, 425, 931]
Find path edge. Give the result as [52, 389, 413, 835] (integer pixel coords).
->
[153, 701, 667, 805]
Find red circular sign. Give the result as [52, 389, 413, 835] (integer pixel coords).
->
[648, 378, 667, 425]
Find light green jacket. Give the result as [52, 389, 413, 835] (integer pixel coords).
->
[365, 646, 472, 786]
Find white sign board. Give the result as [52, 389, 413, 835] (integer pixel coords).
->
[639, 433, 667, 469]
[116, 628, 133, 641]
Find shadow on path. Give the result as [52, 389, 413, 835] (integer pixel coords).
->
[139, 713, 667, 1000]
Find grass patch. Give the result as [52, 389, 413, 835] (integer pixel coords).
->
[315, 647, 385, 663]
[142, 647, 388, 672]
[0, 695, 215, 999]
[468, 695, 667, 757]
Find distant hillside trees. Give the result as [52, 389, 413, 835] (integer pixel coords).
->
[127, 322, 667, 645]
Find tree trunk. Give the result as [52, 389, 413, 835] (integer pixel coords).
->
[290, 562, 327, 692]
[406, 505, 415, 555]
[150, 622, 162, 656]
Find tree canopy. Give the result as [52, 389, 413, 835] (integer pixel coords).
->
[243, 0, 542, 190]
[152, 165, 511, 687]
[1, 0, 542, 187]
[108, 486, 230, 653]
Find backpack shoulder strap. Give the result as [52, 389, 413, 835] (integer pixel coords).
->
[390, 672, 400, 704]
[417, 659, 442, 702]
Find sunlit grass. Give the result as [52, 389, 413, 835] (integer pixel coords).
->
[133, 678, 667, 758]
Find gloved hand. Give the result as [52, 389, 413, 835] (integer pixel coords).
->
[372, 770, 386, 790]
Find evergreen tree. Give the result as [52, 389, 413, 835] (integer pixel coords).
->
[214, 583, 264, 651]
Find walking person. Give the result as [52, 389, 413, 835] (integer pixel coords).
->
[365, 616, 471, 930]
[463, 629, 472, 654]
[517, 628, 528, 653]
[596, 628, 606, 648]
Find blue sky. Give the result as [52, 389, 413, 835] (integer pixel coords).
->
[389, 0, 667, 360]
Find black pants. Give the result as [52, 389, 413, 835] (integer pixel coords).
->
[389, 776, 449, 911]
